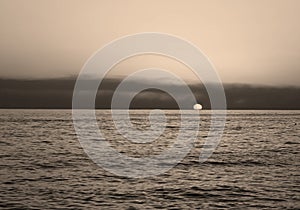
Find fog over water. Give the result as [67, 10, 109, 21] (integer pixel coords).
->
[1, 0, 300, 86]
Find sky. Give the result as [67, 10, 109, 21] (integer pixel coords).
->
[0, 0, 300, 86]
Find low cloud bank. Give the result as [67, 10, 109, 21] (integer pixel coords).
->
[0, 78, 299, 109]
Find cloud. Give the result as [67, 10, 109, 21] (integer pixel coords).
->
[0, 77, 299, 109]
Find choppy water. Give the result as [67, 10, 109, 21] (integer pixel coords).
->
[0, 110, 299, 209]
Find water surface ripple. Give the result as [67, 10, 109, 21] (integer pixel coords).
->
[0, 110, 299, 209]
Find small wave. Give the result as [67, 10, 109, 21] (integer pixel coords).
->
[203, 160, 267, 166]
[284, 141, 300, 145]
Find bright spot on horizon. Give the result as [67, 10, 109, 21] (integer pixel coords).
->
[193, 104, 203, 110]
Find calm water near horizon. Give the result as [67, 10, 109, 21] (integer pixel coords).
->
[0, 109, 299, 209]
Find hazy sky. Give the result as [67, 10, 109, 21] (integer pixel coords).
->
[0, 0, 299, 86]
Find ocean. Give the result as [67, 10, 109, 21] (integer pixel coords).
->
[0, 110, 299, 209]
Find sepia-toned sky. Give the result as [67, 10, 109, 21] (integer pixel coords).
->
[0, 0, 299, 86]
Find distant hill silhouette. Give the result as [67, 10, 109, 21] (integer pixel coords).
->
[0, 78, 299, 109]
